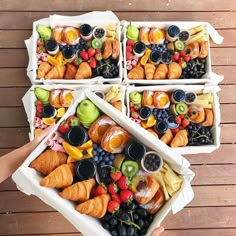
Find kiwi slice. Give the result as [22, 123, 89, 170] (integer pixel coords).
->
[170, 104, 178, 116]
[113, 154, 125, 170]
[176, 103, 188, 115]
[121, 160, 139, 178]
[174, 40, 185, 51]
[91, 38, 102, 49]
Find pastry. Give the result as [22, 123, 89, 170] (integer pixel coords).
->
[37, 62, 52, 79]
[139, 27, 150, 45]
[45, 65, 66, 79]
[133, 175, 160, 205]
[142, 90, 154, 107]
[202, 109, 214, 127]
[101, 125, 130, 153]
[75, 193, 111, 218]
[111, 101, 122, 112]
[30, 149, 67, 175]
[75, 62, 92, 79]
[149, 28, 165, 45]
[142, 188, 165, 215]
[50, 89, 63, 108]
[40, 163, 75, 188]
[184, 42, 200, 59]
[188, 105, 205, 124]
[144, 63, 155, 80]
[111, 39, 120, 60]
[59, 178, 95, 202]
[64, 64, 77, 79]
[153, 91, 170, 109]
[153, 64, 168, 80]
[52, 26, 64, 44]
[59, 89, 74, 107]
[160, 129, 173, 145]
[168, 62, 182, 80]
[63, 27, 80, 45]
[199, 41, 208, 58]
[88, 115, 116, 144]
[128, 65, 145, 80]
[102, 40, 112, 60]
[170, 129, 188, 148]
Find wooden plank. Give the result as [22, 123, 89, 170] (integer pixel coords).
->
[0, 108, 28, 127]
[0, 12, 236, 30]
[186, 144, 236, 164]
[191, 165, 236, 185]
[211, 48, 236, 66]
[0, 178, 17, 191]
[221, 124, 236, 143]
[212, 29, 236, 48]
[214, 66, 236, 84]
[0, 0, 235, 11]
[219, 85, 236, 103]
[220, 104, 236, 123]
[0, 68, 30, 87]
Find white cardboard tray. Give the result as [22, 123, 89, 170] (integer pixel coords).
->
[122, 21, 224, 85]
[22, 84, 126, 141]
[25, 11, 123, 85]
[126, 84, 221, 155]
[13, 90, 194, 236]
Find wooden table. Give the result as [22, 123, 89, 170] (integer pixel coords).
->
[0, 1, 235, 235]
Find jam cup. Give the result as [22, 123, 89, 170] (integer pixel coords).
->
[62, 46, 76, 63]
[141, 151, 163, 173]
[133, 41, 146, 57]
[171, 89, 186, 104]
[45, 39, 59, 55]
[185, 91, 197, 104]
[125, 141, 146, 161]
[75, 159, 96, 180]
[65, 126, 88, 147]
[80, 24, 93, 41]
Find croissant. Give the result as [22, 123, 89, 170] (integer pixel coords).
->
[153, 64, 168, 80]
[64, 64, 77, 79]
[111, 39, 120, 60]
[75, 62, 92, 79]
[168, 62, 182, 80]
[160, 129, 173, 145]
[59, 178, 96, 202]
[144, 63, 155, 80]
[30, 149, 67, 175]
[199, 41, 208, 59]
[170, 129, 188, 148]
[103, 40, 112, 60]
[37, 62, 51, 79]
[45, 65, 66, 79]
[128, 65, 145, 80]
[40, 163, 75, 188]
[75, 193, 111, 218]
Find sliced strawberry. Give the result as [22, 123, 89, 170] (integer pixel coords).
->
[120, 189, 134, 203]
[117, 176, 130, 190]
[58, 121, 70, 134]
[107, 200, 120, 214]
[89, 58, 97, 68]
[87, 48, 96, 58]
[127, 39, 135, 47]
[108, 183, 119, 195]
[112, 193, 122, 204]
[175, 116, 182, 125]
[95, 184, 107, 196]
[80, 51, 89, 61]
[110, 168, 122, 181]
[182, 119, 190, 128]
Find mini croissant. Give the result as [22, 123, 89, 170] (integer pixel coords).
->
[75, 194, 111, 218]
[37, 62, 51, 79]
[168, 62, 182, 80]
[40, 163, 75, 188]
[75, 62, 92, 79]
[59, 178, 96, 202]
[128, 65, 145, 80]
[170, 129, 188, 148]
[160, 129, 173, 145]
[64, 64, 77, 79]
[45, 65, 66, 79]
[144, 63, 155, 80]
[153, 63, 168, 80]
[30, 149, 67, 175]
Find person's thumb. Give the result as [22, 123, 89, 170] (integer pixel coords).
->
[150, 226, 164, 236]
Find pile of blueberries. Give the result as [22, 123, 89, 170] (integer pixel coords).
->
[152, 108, 171, 122]
[59, 39, 88, 52]
[148, 39, 169, 53]
[101, 201, 154, 236]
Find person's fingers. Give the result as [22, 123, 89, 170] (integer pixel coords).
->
[150, 226, 164, 236]
[34, 123, 56, 144]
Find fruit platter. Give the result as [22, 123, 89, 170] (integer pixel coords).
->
[122, 21, 219, 85]
[126, 84, 221, 154]
[13, 90, 194, 236]
[22, 85, 126, 140]
[27, 12, 122, 84]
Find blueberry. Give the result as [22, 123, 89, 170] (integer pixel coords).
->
[127, 226, 135, 235]
[110, 154, 115, 160]
[137, 219, 144, 228]
[93, 150, 97, 155]
[109, 217, 118, 226]
[133, 213, 139, 221]
[118, 211, 131, 221]
[111, 230, 118, 236]
[94, 156, 99, 161]
[101, 221, 110, 230]
[105, 156, 110, 162]
[108, 160, 113, 166]
[118, 225, 126, 236]
[93, 143, 98, 148]
[100, 161, 106, 166]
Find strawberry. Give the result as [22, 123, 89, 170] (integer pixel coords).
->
[107, 200, 120, 213]
[179, 125, 183, 130]
[95, 53, 102, 61]
[88, 48, 96, 58]
[36, 111, 42, 118]
[112, 193, 122, 204]
[179, 114, 185, 120]
[36, 46, 46, 53]
[90, 187, 96, 198]
[184, 55, 191, 63]
[126, 52, 133, 61]
[73, 57, 82, 66]
[182, 119, 190, 128]
[36, 104, 43, 113]
[89, 58, 97, 68]
[120, 189, 134, 203]
[36, 100, 43, 105]
[80, 51, 89, 61]
[58, 121, 70, 134]
[110, 168, 122, 181]
[172, 52, 180, 61]
[129, 107, 135, 114]
[133, 104, 141, 111]
[95, 184, 107, 196]
[129, 101, 134, 108]
[127, 39, 135, 47]
[95, 49, 101, 54]
[175, 116, 181, 125]
[126, 45, 133, 53]
[108, 183, 119, 194]
[131, 111, 139, 119]
[180, 50, 186, 57]
[171, 127, 179, 135]
[117, 176, 130, 190]
[37, 38, 44, 47]
[67, 116, 79, 126]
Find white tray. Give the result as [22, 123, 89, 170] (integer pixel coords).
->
[13, 90, 194, 236]
[126, 84, 221, 154]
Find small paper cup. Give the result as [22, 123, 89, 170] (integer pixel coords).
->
[141, 151, 163, 173]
